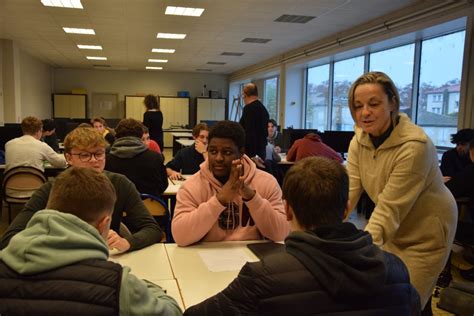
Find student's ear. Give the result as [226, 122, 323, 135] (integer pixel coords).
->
[343, 200, 351, 219]
[64, 153, 72, 164]
[96, 213, 112, 239]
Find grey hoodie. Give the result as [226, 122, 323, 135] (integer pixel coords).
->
[0, 210, 182, 316]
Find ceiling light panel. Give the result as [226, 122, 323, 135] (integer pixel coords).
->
[77, 45, 102, 50]
[221, 52, 244, 56]
[86, 56, 107, 60]
[146, 66, 163, 70]
[148, 59, 168, 63]
[165, 6, 204, 17]
[241, 37, 272, 44]
[152, 48, 176, 53]
[274, 14, 315, 24]
[41, 0, 83, 9]
[207, 62, 226, 65]
[157, 33, 186, 39]
[63, 27, 95, 35]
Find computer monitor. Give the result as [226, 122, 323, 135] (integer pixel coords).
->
[320, 130, 355, 154]
[0, 124, 23, 151]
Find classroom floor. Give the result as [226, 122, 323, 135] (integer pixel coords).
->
[0, 163, 469, 315]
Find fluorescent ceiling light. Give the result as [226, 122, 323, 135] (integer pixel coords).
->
[86, 56, 107, 60]
[41, 0, 83, 9]
[157, 33, 186, 40]
[165, 6, 205, 17]
[152, 48, 175, 53]
[146, 66, 163, 70]
[148, 59, 168, 63]
[77, 45, 102, 50]
[63, 27, 95, 35]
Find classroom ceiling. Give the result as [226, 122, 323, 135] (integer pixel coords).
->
[0, 0, 421, 74]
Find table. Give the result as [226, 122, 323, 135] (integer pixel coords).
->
[165, 241, 260, 308]
[172, 132, 193, 156]
[109, 243, 185, 310]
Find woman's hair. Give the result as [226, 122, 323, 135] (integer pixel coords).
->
[144, 94, 159, 110]
[348, 71, 400, 127]
[115, 118, 145, 139]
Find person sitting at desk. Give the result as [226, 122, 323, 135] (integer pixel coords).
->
[91, 117, 115, 146]
[142, 126, 161, 154]
[41, 118, 60, 152]
[5, 116, 66, 172]
[0, 167, 182, 316]
[0, 126, 162, 253]
[440, 128, 474, 178]
[265, 119, 282, 163]
[105, 118, 168, 197]
[286, 132, 343, 163]
[184, 157, 420, 315]
[172, 120, 289, 246]
[166, 123, 209, 180]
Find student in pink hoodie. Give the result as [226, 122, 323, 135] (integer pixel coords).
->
[172, 120, 289, 246]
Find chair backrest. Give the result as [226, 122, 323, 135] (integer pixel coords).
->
[140, 193, 168, 217]
[140, 193, 171, 242]
[2, 166, 47, 201]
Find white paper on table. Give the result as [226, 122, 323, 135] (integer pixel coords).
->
[198, 249, 253, 272]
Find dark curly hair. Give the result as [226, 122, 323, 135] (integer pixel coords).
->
[450, 128, 474, 145]
[208, 120, 245, 150]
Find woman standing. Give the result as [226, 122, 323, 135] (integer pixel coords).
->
[143, 94, 163, 151]
[346, 71, 457, 312]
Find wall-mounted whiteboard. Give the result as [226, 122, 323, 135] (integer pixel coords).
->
[196, 98, 226, 123]
[53, 94, 87, 118]
[124, 95, 145, 121]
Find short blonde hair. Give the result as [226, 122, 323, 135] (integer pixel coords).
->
[21, 116, 43, 135]
[348, 71, 400, 127]
[64, 126, 106, 153]
[47, 167, 116, 224]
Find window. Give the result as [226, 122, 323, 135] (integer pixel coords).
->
[369, 44, 415, 115]
[417, 31, 465, 147]
[306, 64, 330, 131]
[303, 29, 465, 147]
[332, 56, 364, 131]
[263, 77, 279, 121]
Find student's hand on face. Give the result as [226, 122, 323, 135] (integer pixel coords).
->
[195, 139, 208, 155]
[217, 159, 243, 205]
[107, 229, 131, 253]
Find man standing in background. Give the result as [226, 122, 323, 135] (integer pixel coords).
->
[239, 83, 269, 160]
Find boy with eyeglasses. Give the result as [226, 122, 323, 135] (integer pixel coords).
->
[0, 127, 162, 253]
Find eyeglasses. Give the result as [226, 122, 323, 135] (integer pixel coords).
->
[69, 151, 106, 162]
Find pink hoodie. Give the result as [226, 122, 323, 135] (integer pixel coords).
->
[172, 155, 289, 246]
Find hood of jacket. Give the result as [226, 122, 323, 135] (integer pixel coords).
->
[198, 154, 257, 192]
[355, 113, 427, 150]
[109, 136, 148, 158]
[285, 222, 386, 298]
[0, 210, 109, 275]
[304, 133, 322, 142]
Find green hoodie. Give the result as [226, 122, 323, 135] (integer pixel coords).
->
[0, 210, 182, 316]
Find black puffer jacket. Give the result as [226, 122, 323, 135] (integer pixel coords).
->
[184, 222, 420, 315]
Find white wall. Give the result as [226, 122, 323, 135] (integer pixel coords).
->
[19, 49, 53, 119]
[52, 68, 229, 118]
[284, 67, 304, 129]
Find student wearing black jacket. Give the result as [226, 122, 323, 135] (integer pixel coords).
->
[184, 157, 420, 316]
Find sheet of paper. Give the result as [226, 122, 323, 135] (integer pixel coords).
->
[198, 249, 253, 272]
